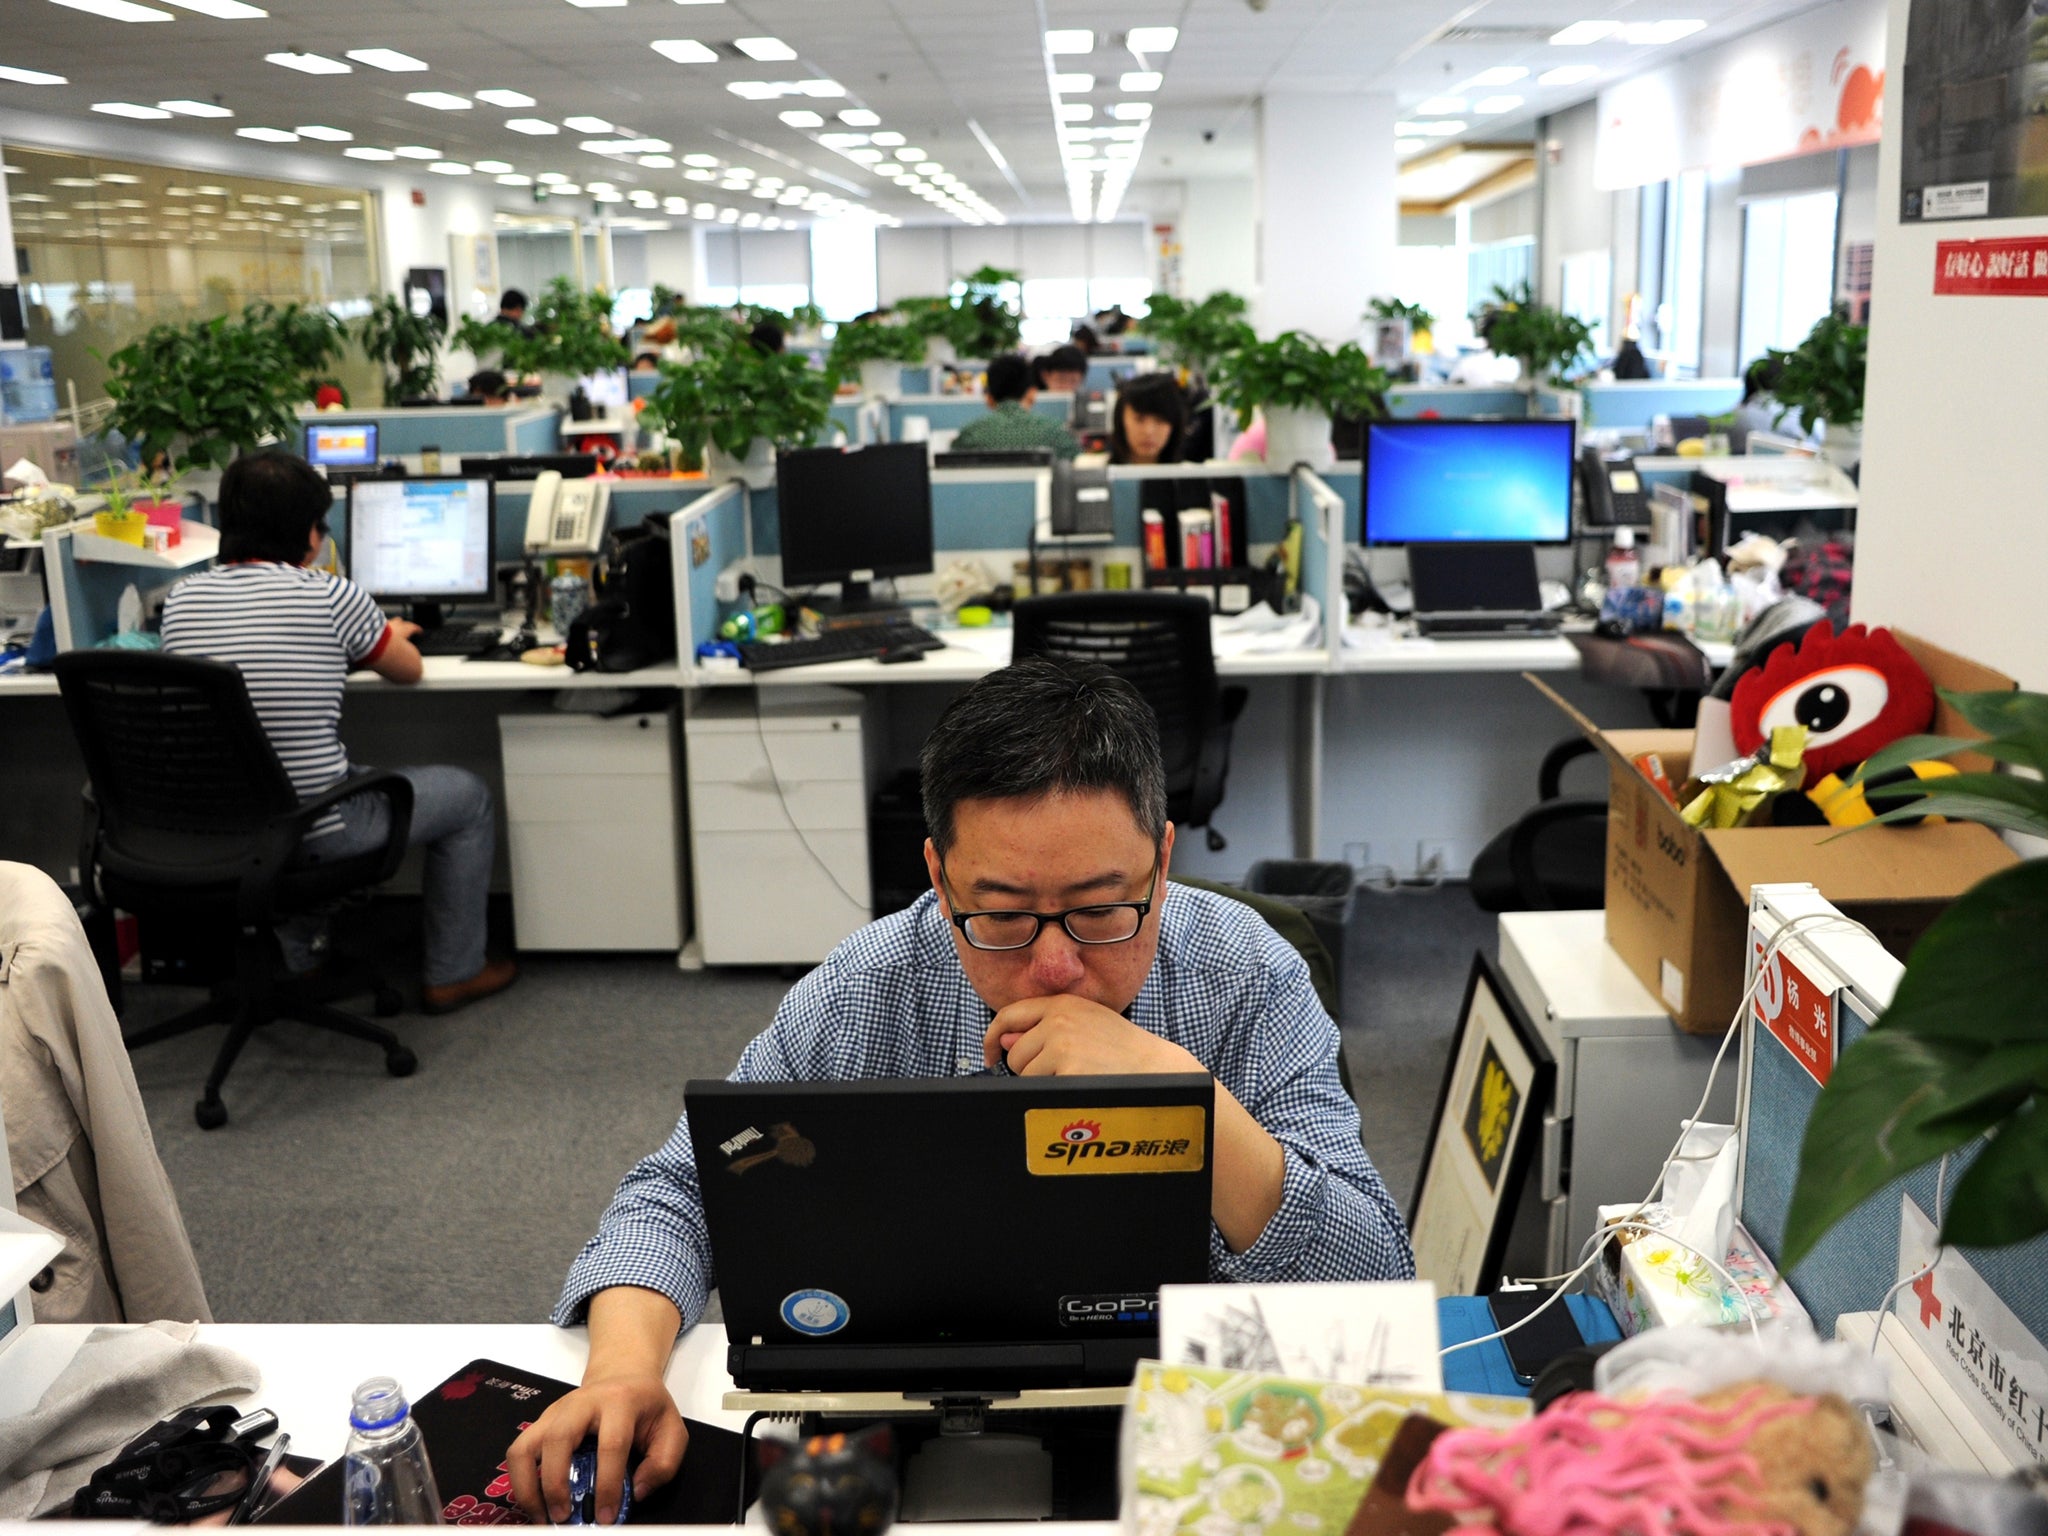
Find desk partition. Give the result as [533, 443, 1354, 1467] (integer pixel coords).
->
[295, 405, 560, 457]
[1564, 379, 1744, 431]
[883, 393, 1071, 440]
[1385, 385, 1530, 420]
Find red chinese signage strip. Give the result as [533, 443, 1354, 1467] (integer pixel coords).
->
[1935, 237, 2048, 297]
[1754, 947, 1834, 1088]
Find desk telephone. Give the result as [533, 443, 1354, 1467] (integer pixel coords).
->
[1580, 446, 1648, 528]
[524, 470, 610, 554]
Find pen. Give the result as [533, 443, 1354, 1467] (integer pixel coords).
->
[230, 1433, 290, 1526]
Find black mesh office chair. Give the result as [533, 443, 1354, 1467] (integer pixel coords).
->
[53, 651, 419, 1129]
[1011, 591, 1248, 850]
[1468, 738, 1609, 912]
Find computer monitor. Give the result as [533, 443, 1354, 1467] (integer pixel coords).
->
[776, 442, 934, 615]
[345, 476, 495, 628]
[458, 453, 599, 481]
[304, 421, 380, 469]
[1363, 419, 1576, 544]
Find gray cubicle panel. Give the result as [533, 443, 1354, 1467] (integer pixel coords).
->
[883, 393, 1072, 440]
[295, 405, 561, 458]
[320, 477, 708, 570]
[1384, 386, 1531, 420]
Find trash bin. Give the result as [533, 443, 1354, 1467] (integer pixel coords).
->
[1242, 859, 1357, 976]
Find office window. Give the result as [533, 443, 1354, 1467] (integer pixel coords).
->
[698, 229, 813, 313]
[1638, 170, 1708, 375]
[5, 143, 380, 406]
[1739, 191, 1839, 371]
[1559, 251, 1612, 360]
[1468, 239, 1534, 309]
[810, 219, 879, 322]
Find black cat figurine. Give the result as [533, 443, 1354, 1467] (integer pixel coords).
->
[755, 1424, 897, 1536]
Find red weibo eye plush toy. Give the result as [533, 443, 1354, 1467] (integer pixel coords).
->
[1728, 621, 1936, 781]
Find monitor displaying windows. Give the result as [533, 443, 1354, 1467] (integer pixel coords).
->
[345, 477, 495, 603]
[1363, 420, 1577, 544]
[304, 421, 380, 468]
[776, 443, 933, 605]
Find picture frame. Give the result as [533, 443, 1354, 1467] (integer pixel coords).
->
[1408, 952, 1555, 1297]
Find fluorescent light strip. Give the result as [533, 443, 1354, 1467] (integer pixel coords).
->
[94, 101, 174, 118]
[1126, 26, 1176, 52]
[51, 0, 173, 19]
[475, 88, 534, 107]
[296, 124, 352, 140]
[161, 0, 267, 15]
[563, 115, 613, 132]
[735, 36, 797, 60]
[651, 38, 716, 62]
[266, 50, 350, 74]
[506, 118, 559, 135]
[347, 48, 429, 71]
[237, 125, 298, 140]
[1549, 21, 1618, 45]
[407, 91, 471, 110]
[159, 98, 233, 116]
[839, 108, 879, 127]
[0, 64, 68, 84]
[1045, 28, 1092, 54]
[1120, 71, 1160, 92]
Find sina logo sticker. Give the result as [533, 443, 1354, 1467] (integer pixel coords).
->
[780, 1289, 851, 1336]
[1061, 1119, 1102, 1146]
[1025, 1106, 1207, 1174]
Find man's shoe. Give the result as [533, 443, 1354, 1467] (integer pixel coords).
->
[422, 958, 520, 1015]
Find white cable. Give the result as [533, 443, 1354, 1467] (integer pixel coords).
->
[1447, 907, 1881, 1363]
[1866, 1153, 1952, 1361]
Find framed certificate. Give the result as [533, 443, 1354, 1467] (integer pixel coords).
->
[1408, 953, 1555, 1296]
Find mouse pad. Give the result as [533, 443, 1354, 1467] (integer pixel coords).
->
[261, 1358, 755, 1525]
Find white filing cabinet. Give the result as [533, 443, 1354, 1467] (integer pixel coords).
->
[498, 707, 685, 952]
[1497, 910, 1738, 1276]
[685, 686, 875, 966]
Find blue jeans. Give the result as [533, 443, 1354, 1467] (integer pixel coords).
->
[282, 765, 495, 987]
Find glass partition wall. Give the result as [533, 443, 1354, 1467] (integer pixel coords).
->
[4, 144, 382, 407]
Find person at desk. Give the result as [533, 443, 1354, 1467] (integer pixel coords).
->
[509, 659, 1412, 1522]
[1117, 374, 1252, 549]
[1033, 343, 1087, 395]
[467, 369, 512, 407]
[159, 452, 519, 1015]
[1729, 357, 1789, 451]
[493, 288, 532, 337]
[948, 353, 1081, 460]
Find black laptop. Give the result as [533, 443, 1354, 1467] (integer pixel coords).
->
[1407, 543, 1560, 638]
[689, 1074, 1215, 1393]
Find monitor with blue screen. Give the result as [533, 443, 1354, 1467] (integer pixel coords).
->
[1363, 420, 1576, 544]
[304, 421, 379, 469]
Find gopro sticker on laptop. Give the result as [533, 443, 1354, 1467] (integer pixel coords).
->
[780, 1289, 851, 1336]
[1026, 1107, 1207, 1176]
[1059, 1292, 1159, 1328]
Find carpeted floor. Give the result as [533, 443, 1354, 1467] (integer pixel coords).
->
[127, 884, 1498, 1323]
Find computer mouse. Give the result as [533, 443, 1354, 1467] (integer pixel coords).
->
[878, 646, 926, 664]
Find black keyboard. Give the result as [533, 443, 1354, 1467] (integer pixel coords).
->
[412, 623, 500, 658]
[738, 622, 944, 672]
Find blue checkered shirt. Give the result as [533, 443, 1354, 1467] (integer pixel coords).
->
[553, 886, 1414, 1328]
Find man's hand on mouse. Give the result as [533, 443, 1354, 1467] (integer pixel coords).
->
[506, 1373, 686, 1525]
[984, 994, 1201, 1076]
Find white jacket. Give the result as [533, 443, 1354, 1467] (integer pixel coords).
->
[0, 862, 210, 1324]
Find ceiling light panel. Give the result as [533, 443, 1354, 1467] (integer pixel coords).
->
[563, 115, 613, 132]
[1549, 21, 1618, 45]
[1125, 26, 1177, 52]
[296, 124, 352, 140]
[475, 88, 535, 107]
[162, 0, 267, 13]
[236, 125, 299, 140]
[1045, 29, 1092, 54]
[266, 50, 350, 74]
[1120, 71, 1161, 92]
[392, 145, 441, 159]
[651, 38, 717, 62]
[348, 48, 429, 71]
[474, 159, 514, 173]
[343, 147, 396, 160]
[0, 65, 68, 84]
[839, 108, 879, 127]
[407, 91, 471, 110]
[1053, 72, 1094, 93]
[52, 0, 173, 19]
[779, 109, 824, 127]
[734, 36, 797, 61]
[506, 118, 559, 135]
[1109, 102, 1151, 120]
[94, 101, 174, 118]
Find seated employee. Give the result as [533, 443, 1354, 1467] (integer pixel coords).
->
[160, 452, 519, 1015]
[949, 352, 1081, 459]
[1116, 373, 1251, 544]
[467, 369, 512, 407]
[1033, 343, 1087, 395]
[508, 658, 1411, 1522]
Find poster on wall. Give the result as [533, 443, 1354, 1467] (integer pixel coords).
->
[1900, 0, 2048, 222]
[1595, 0, 1887, 189]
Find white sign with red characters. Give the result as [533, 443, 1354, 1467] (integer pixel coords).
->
[1752, 939, 1835, 1087]
[1894, 1197, 2048, 1467]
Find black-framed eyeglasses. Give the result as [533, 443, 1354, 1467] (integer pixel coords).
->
[940, 859, 1161, 951]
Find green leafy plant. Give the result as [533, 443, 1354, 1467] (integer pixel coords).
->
[828, 320, 927, 372]
[242, 300, 347, 392]
[357, 294, 447, 405]
[1767, 309, 1868, 434]
[743, 301, 825, 333]
[1781, 688, 2048, 1269]
[893, 269, 1023, 357]
[1211, 331, 1389, 427]
[102, 315, 307, 473]
[1367, 296, 1436, 334]
[1476, 283, 1596, 386]
[1143, 292, 1255, 376]
[97, 465, 185, 517]
[455, 276, 628, 377]
[640, 345, 836, 460]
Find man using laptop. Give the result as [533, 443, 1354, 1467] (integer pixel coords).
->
[510, 658, 1410, 1522]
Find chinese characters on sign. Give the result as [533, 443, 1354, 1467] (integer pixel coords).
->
[1934, 238, 2048, 298]
[1753, 940, 1834, 1087]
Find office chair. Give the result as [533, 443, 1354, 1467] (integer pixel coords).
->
[1011, 591, 1248, 850]
[53, 651, 419, 1129]
[1468, 738, 1609, 913]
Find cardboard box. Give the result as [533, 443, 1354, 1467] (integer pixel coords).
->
[1530, 630, 2019, 1034]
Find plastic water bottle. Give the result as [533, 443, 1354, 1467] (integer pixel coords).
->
[343, 1377, 445, 1525]
[1604, 527, 1641, 593]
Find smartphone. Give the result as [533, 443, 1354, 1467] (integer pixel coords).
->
[1488, 1286, 1586, 1386]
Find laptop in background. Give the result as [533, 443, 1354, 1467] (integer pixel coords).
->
[1408, 544, 1560, 639]
[690, 1074, 1215, 1392]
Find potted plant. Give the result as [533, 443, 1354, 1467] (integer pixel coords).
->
[357, 294, 447, 406]
[640, 343, 835, 488]
[1211, 331, 1388, 471]
[894, 296, 962, 366]
[1767, 309, 1867, 468]
[1477, 283, 1596, 395]
[455, 276, 628, 392]
[243, 300, 348, 405]
[102, 314, 305, 478]
[949, 266, 1023, 358]
[1367, 296, 1437, 352]
[829, 320, 926, 401]
[1143, 292, 1255, 379]
[1781, 688, 2048, 1270]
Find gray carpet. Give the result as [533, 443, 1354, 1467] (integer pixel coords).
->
[127, 886, 1498, 1323]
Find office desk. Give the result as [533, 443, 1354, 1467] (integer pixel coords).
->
[1336, 627, 1736, 675]
[0, 657, 684, 700]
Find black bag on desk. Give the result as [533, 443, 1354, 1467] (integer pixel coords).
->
[566, 513, 675, 673]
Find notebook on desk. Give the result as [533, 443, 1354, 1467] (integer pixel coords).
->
[260, 1358, 753, 1524]
[691, 1074, 1215, 1393]
[1407, 544, 1559, 639]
